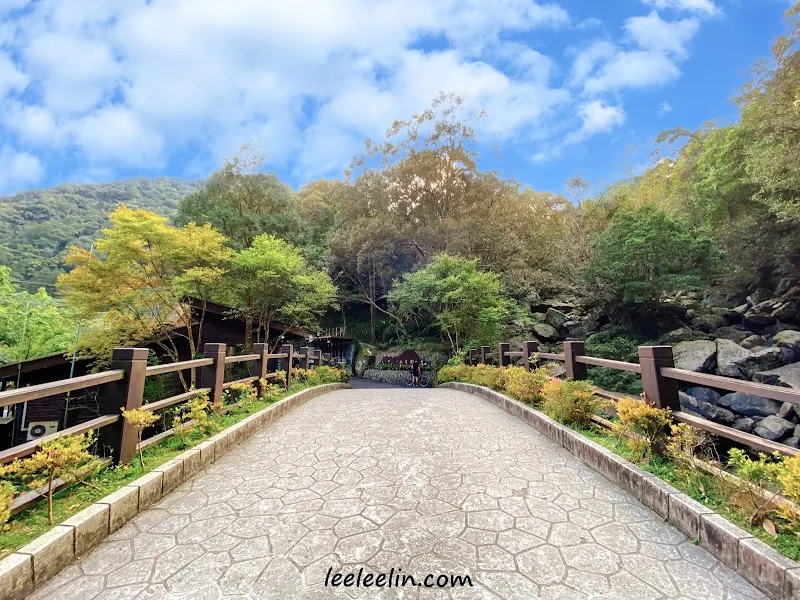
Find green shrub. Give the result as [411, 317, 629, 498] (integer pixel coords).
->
[436, 364, 474, 383]
[540, 378, 603, 427]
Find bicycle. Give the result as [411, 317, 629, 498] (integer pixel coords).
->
[404, 372, 429, 387]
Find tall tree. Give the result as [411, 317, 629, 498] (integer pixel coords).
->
[222, 235, 337, 350]
[175, 144, 300, 345]
[58, 206, 232, 387]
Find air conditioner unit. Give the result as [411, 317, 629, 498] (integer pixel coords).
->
[26, 421, 59, 441]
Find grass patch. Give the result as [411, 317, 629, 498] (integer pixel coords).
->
[0, 380, 333, 559]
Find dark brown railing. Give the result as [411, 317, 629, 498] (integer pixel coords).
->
[465, 341, 800, 457]
[0, 343, 333, 466]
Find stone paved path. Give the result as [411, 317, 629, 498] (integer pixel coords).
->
[29, 388, 767, 599]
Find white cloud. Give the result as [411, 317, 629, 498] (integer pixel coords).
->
[0, 144, 44, 192]
[658, 101, 673, 116]
[0, 50, 28, 97]
[568, 40, 616, 88]
[625, 11, 699, 58]
[70, 106, 164, 167]
[642, 0, 720, 16]
[584, 50, 681, 94]
[0, 0, 718, 182]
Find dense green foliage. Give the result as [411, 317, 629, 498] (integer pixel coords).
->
[0, 266, 75, 363]
[388, 254, 527, 351]
[0, 178, 200, 291]
[580, 208, 725, 322]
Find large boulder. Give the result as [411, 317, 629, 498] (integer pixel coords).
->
[715, 339, 751, 378]
[687, 386, 721, 405]
[732, 347, 787, 379]
[533, 322, 559, 340]
[740, 335, 765, 349]
[754, 415, 795, 441]
[679, 391, 735, 425]
[744, 301, 778, 328]
[773, 330, 800, 353]
[673, 340, 717, 373]
[718, 392, 783, 418]
[733, 417, 757, 434]
[712, 327, 751, 344]
[545, 308, 567, 330]
[753, 362, 800, 389]
[567, 320, 599, 338]
[662, 327, 695, 344]
[692, 314, 727, 333]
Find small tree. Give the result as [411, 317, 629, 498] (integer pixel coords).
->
[388, 253, 526, 352]
[13, 432, 99, 524]
[121, 408, 159, 469]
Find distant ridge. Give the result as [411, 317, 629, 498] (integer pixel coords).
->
[0, 177, 201, 290]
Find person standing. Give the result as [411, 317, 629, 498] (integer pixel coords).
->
[411, 360, 421, 387]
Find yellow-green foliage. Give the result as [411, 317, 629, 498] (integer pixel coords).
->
[436, 364, 473, 383]
[171, 415, 194, 449]
[12, 433, 98, 524]
[727, 448, 784, 526]
[121, 407, 159, 468]
[666, 423, 713, 493]
[777, 454, 800, 528]
[226, 382, 258, 406]
[292, 366, 349, 385]
[469, 364, 505, 390]
[613, 397, 673, 458]
[540, 378, 602, 427]
[0, 464, 15, 526]
[503, 366, 550, 405]
[259, 380, 282, 402]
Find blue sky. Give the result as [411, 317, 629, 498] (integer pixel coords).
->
[0, 0, 792, 198]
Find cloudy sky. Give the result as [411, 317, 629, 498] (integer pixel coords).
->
[0, 0, 791, 196]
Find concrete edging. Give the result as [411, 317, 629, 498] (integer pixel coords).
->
[0, 382, 349, 599]
[439, 381, 800, 600]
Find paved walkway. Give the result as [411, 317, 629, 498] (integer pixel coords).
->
[30, 388, 766, 599]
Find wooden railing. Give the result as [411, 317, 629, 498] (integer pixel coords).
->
[465, 341, 800, 457]
[0, 343, 333, 466]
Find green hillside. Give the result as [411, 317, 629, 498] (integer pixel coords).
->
[0, 177, 200, 290]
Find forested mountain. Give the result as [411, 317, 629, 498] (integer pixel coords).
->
[0, 178, 200, 291]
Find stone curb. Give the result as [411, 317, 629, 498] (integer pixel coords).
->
[0, 382, 349, 597]
[439, 381, 800, 600]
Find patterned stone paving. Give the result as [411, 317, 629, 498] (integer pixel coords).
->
[29, 388, 767, 599]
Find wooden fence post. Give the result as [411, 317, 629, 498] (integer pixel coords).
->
[522, 340, 539, 372]
[252, 343, 268, 381]
[201, 343, 226, 407]
[104, 348, 148, 465]
[564, 341, 587, 380]
[481, 346, 490, 365]
[468, 349, 476, 366]
[638, 346, 680, 411]
[300, 346, 311, 370]
[498, 343, 510, 368]
[281, 344, 294, 388]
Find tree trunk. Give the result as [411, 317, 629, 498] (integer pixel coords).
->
[245, 315, 254, 353]
[369, 268, 376, 345]
[47, 471, 54, 525]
